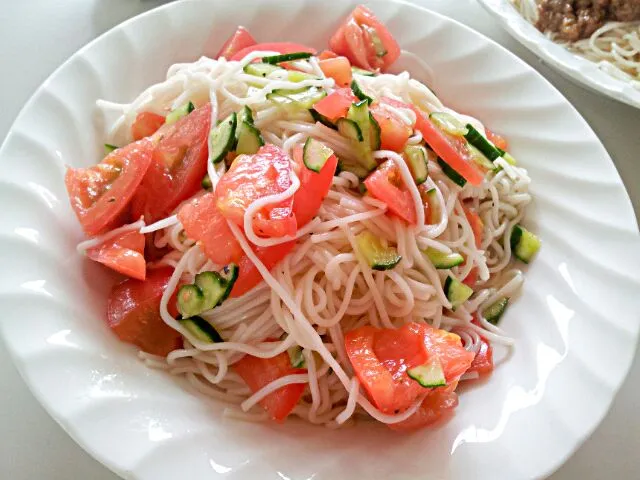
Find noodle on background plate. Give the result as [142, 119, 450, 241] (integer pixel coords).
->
[70, 5, 539, 429]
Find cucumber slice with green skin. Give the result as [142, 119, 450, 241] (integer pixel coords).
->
[243, 62, 281, 77]
[362, 25, 387, 57]
[287, 71, 320, 82]
[429, 112, 468, 136]
[262, 52, 313, 64]
[368, 112, 381, 151]
[209, 112, 237, 164]
[177, 284, 205, 318]
[310, 109, 337, 130]
[339, 159, 372, 179]
[303, 137, 334, 173]
[358, 183, 367, 195]
[287, 346, 306, 368]
[404, 145, 428, 184]
[337, 117, 364, 142]
[165, 101, 195, 125]
[180, 315, 224, 343]
[483, 297, 509, 325]
[510, 225, 541, 264]
[237, 105, 254, 125]
[347, 100, 377, 171]
[267, 87, 327, 110]
[502, 152, 517, 165]
[443, 275, 473, 311]
[464, 124, 501, 161]
[104, 144, 117, 155]
[424, 248, 464, 269]
[425, 188, 440, 224]
[351, 66, 376, 77]
[468, 144, 494, 170]
[351, 79, 374, 104]
[201, 174, 212, 191]
[356, 230, 401, 270]
[235, 120, 264, 155]
[407, 357, 446, 388]
[437, 158, 467, 187]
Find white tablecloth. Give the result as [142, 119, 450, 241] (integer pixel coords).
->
[0, 1, 638, 478]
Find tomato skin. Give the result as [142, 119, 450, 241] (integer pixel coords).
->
[464, 207, 483, 249]
[217, 26, 257, 59]
[388, 383, 459, 431]
[486, 128, 509, 152]
[312, 88, 358, 122]
[131, 103, 211, 224]
[216, 144, 297, 239]
[107, 266, 182, 356]
[291, 144, 338, 228]
[229, 241, 295, 298]
[319, 56, 352, 87]
[318, 50, 338, 60]
[230, 42, 316, 61]
[131, 112, 165, 141]
[370, 103, 412, 152]
[468, 336, 493, 377]
[364, 160, 417, 225]
[463, 267, 479, 287]
[329, 5, 400, 71]
[86, 230, 146, 280]
[234, 351, 306, 421]
[65, 138, 154, 236]
[177, 192, 244, 266]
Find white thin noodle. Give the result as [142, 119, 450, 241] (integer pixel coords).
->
[511, 0, 640, 88]
[93, 52, 533, 427]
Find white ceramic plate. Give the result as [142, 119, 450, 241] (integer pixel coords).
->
[1, 0, 639, 478]
[478, 0, 640, 109]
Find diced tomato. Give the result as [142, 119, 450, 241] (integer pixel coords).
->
[486, 128, 509, 152]
[463, 267, 478, 287]
[364, 160, 417, 225]
[131, 112, 165, 141]
[86, 230, 146, 280]
[463, 207, 483, 249]
[65, 138, 154, 236]
[418, 184, 433, 224]
[312, 88, 358, 122]
[291, 144, 338, 227]
[319, 56, 352, 88]
[217, 26, 257, 59]
[467, 336, 494, 377]
[388, 383, 459, 431]
[131, 103, 211, 224]
[329, 5, 401, 71]
[370, 103, 412, 152]
[234, 351, 306, 421]
[177, 192, 244, 266]
[230, 241, 295, 298]
[230, 42, 316, 61]
[107, 266, 182, 356]
[216, 144, 297, 239]
[318, 50, 338, 60]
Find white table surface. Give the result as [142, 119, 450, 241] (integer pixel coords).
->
[0, 0, 638, 478]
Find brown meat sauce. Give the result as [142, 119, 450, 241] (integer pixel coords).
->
[536, 0, 640, 41]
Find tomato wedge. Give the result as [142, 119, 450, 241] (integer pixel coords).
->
[486, 128, 509, 152]
[329, 5, 401, 71]
[216, 144, 297, 239]
[131, 112, 165, 141]
[370, 103, 412, 152]
[364, 160, 417, 225]
[230, 241, 295, 298]
[464, 207, 484, 249]
[292, 144, 338, 228]
[65, 138, 154, 236]
[107, 266, 181, 356]
[230, 42, 316, 61]
[312, 88, 358, 122]
[319, 56, 352, 88]
[86, 230, 146, 280]
[413, 324, 475, 384]
[234, 351, 306, 421]
[388, 383, 459, 431]
[177, 192, 244, 266]
[463, 267, 479, 287]
[318, 50, 338, 60]
[467, 336, 493, 377]
[217, 26, 257, 59]
[131, 103, 211, 224]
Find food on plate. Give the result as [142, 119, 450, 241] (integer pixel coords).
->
[512, 0, 640, 87]
[67, 4, 540, 428]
